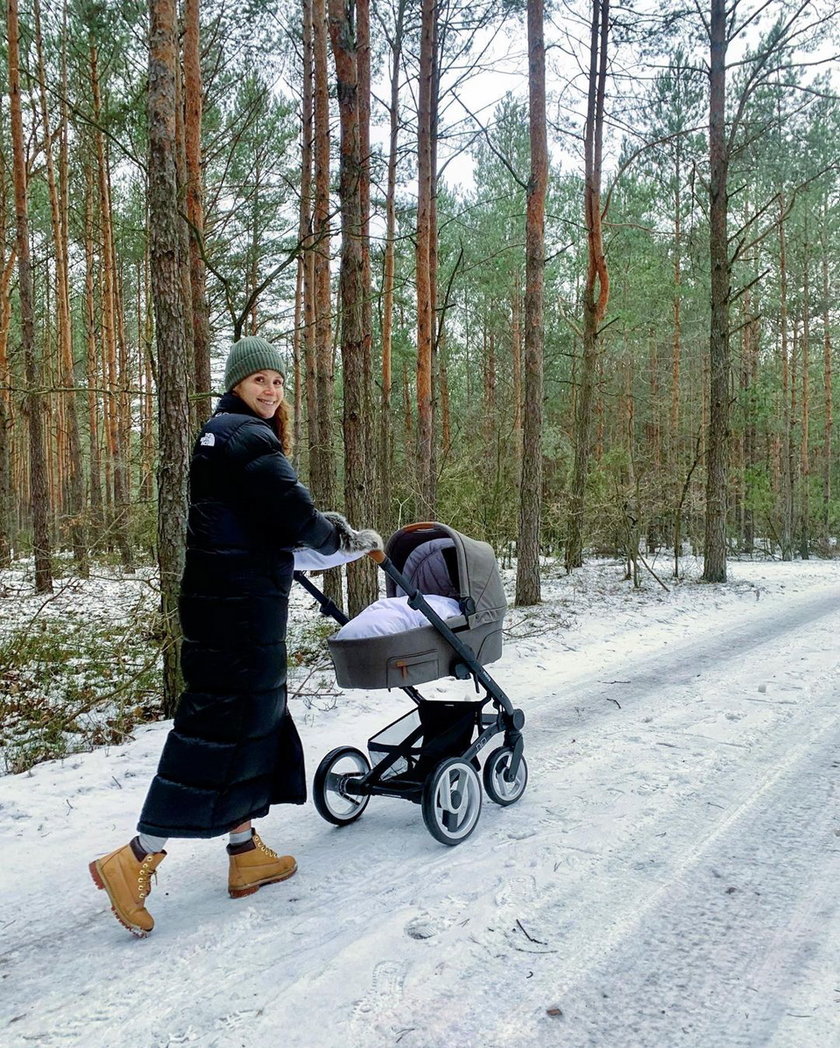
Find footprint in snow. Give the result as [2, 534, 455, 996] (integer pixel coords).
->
[351, 959, 406, 1021]
[404, 896, 467, 939]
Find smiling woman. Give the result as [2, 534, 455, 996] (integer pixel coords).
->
[88, 334, 384, 938]
[234, 370, 285, 420]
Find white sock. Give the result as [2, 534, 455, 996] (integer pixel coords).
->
[229, 829, 253, 846]
[137, 832, 168, 854]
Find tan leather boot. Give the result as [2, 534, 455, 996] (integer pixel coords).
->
[89, 838, 166, 937]
[227, 831, 297, 898]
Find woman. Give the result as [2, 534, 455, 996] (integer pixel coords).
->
[90, 336, 382, 937]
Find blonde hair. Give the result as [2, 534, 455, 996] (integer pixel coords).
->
[273, 400, 294, 456]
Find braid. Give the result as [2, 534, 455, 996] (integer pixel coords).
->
[273, 400, 294, 456]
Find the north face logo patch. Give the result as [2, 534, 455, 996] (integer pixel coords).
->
[199, 432, 215, 447]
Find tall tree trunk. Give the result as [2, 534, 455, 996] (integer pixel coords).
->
[379, 0, 405, 531]
[300, 0, 316, 473]
[141, 247, 156, 504]
[91, 41, 132, 567]
[439, 332, 451, 455]
[312, 0, 336, 507]
[34, 0, 87, 573]
[329, 0, 377, 615]
[778, 203, 793, 560]
[0, 105, 16, 567]
[516, 0, 547, 604]
[483, 323, 496, 451]
[296, 0, 315, 471]
[566, 0, 610, 572]
[357, 0, 373, 449]
[742, 293, 758, 554]
[149, 0, 191, 717]
[83, 162, 104, 539]
[670, 154, 683, 461]
[820, 214, 833, 538]
[799, 250, 810, 560]
[415, 0, 436, 519]
[702, 0, 730, 582]
[7, 0, 52, 592]
[114, 264, 135, 570]
[311, 0, 341, 608]
[511, 277, 523, 483]
[183, 0, 210, 421]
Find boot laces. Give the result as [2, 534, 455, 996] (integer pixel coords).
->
[252, 833, 279, 860]
[137, 853, 158, 900]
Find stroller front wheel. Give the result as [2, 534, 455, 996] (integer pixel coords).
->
[422, 758, 482, 846]
[313, 746, 371, 826]
[482, 746, 528, 806]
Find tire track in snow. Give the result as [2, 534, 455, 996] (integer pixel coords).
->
[378, 583, 840, 1048]
[524, 583, 840, 725]
[535, 716, 840, 1048]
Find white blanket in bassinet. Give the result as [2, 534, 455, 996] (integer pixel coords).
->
[333, 594, 462, 640]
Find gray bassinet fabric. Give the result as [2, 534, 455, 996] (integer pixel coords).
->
[326, 522, 506, 690]
[385, 523, 506, 628]
[397, 538, 459, 599]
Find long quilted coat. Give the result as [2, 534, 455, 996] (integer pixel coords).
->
[138, 393, 340, 838]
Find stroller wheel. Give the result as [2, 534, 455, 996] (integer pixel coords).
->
[313, 747, 371, 826]
[482, 746, 528, 806]
[422, 758, 482, 846]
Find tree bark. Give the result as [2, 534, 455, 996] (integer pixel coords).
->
[183, 0, 210, 420]
[778, 201, 793, 560]
[799, 248, 811, 560]
[300, 0, 316, 474]
[0, 101, 16, 567]
[329, 0, 377, 614]
[7, 0, 52, 592]
[702, 0, 730, 583]
[515, 0, 547, 605]
[83, 161, 104, 538]
[312, 0, 336, 510]
[311, 0, 341, 609]
[415, 0, 436, 519]
[820, 211, 833, 538]
[90, 39, 132, 568]
[566, 0, 610, 573]
[34, 0, 87, 573]
[379, 0, 405, 531]
[149, 0, 191, 717]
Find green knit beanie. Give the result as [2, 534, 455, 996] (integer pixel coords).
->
[224, 336, 286, 392]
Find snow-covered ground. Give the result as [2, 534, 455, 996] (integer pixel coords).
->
[1, 556, 839, 1048]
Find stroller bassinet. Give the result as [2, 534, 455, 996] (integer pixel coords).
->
[327, 522, 507, 689]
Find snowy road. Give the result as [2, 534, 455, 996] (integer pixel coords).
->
[1, 565, 838, 1048]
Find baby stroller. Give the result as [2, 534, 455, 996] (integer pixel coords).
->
[293, 522, 527, 846]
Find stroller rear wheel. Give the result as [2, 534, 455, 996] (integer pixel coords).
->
[422, 757, 482, 846]
[313, 746, 371, 825]
[482, 746, 528, 806]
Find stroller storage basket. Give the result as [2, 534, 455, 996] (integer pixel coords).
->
[368, 701, 484, 781]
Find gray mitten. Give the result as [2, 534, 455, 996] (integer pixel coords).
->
[323, 511, 384, 554]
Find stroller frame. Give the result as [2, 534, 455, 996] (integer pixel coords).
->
[295, 541, 526, 845]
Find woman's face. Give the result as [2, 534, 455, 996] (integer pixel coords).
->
[234, 370, 285, 419]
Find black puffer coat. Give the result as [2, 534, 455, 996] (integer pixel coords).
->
[138, 393, 339, 838]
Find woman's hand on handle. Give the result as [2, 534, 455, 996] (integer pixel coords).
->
[323, 512, 384, 554]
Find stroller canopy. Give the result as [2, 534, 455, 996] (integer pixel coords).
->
[385, 522, 507, 629]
